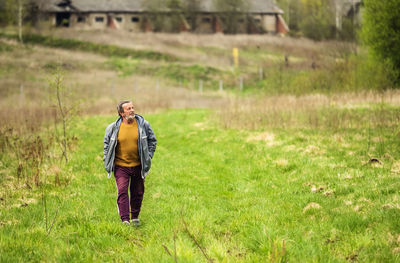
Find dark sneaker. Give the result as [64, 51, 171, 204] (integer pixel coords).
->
[130, 218, 140, 227]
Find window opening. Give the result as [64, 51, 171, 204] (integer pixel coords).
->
[95, 17, 104, 22]
[202, 17, 211, 23]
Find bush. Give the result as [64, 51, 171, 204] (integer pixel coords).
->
[300, 16, 335, 41]
[361, 0, 400, 83]
[0, 41, 13, 52]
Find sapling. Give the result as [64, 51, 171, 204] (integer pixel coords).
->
[48, 66, 79, 163]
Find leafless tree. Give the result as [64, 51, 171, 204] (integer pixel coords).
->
[213, 0, 248, 34]
[182, 0, 201, 31]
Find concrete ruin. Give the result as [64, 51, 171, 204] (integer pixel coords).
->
[39, 0, 289, 34]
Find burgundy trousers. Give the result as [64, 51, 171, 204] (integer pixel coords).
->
[114, 165, 144, 222]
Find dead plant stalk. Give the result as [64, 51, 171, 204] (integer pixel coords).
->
[55, 74, 68, 163]
[181, 212, 213, 263]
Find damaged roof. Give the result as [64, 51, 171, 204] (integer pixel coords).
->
[342, 0, 362, 15]
[41, 0, 143, 12]
[41, 0, 283, 14]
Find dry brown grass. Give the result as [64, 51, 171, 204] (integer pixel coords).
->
[0, 37, 227, 125]
[1, 34, 398, 134]
[216, 90, 400, 130]
[32, 28, 355, 71]
[46, 28, 353, 56]
[1, 36, 399, 133]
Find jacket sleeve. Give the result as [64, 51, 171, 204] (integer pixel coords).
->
[103, 125, 112, 162]
[144, 121, 157, 159]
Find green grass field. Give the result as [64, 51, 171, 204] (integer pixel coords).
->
[1, 109, 399, 262]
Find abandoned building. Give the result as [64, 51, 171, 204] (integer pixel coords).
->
[39, 0, 289, 34]
[335, 0, 363, 31]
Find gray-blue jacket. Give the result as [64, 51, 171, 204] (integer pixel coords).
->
[103, 114, 157, 179]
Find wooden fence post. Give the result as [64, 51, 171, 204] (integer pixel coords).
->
[199, 80, 203, 94]
[20, 84, 24, 102]
[111, 81, 115, 97]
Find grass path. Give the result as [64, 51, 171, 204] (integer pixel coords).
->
[1, 109, 400, 262]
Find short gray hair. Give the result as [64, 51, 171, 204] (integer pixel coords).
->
[117, 100, 132, 116]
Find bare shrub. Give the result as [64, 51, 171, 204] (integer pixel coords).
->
[0, 129, 51, 187]
[48, 68, 77, 163]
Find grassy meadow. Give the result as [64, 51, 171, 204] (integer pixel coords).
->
[1, 28, 400, 262]
[1, 109, 400, 262]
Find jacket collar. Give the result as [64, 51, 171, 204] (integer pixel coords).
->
[115, 114, 144, 127]
[135, 114, 144, 126]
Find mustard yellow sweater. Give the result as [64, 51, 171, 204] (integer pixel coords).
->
[114, 119, 140, 167]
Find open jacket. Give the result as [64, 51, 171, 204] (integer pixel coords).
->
[103, 114, 157, 179]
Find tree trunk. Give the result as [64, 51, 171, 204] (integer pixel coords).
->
[335, 2, 341, 39]
[18, 0, 23, 43]
[287, 0, 290, 27]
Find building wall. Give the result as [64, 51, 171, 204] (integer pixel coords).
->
[47, 11, 287, 35]
[180, 15, 191, 32]
[38, 13, 57, 26]
[87, 13, 108, 29]
[213, 17, 223, 33]
[116, 13, 143, 32]
[276, 14, 289, 34]
[251, 14, 263, 26]
[70, 13, 90, 29]
[48, 14, 56, 26]
[261, 14, 277, 33]
[194, 15, 214, 33]
[209, 14, 251, 34]
[235, 15, 247, 34]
